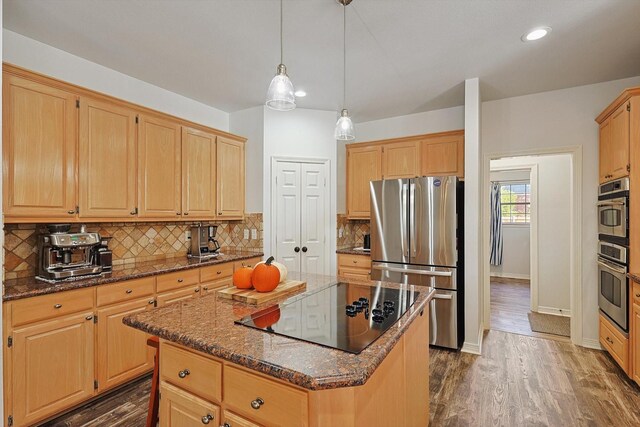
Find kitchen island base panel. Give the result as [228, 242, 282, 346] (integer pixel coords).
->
[157, 306, 429, 427]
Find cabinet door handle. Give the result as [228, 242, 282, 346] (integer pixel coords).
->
[54, 304, 62, 309]
[67, 210, 76, 215]
[203, 286, 209, 291]
[178, 368, 190, 378]
[125, 289, 133, 294]
[250, 397, 264, 410]
[176, 212, 182, 215]
[635, 293, 640, 298]
[177, 278, 184, 283]
[130, 208, 138, 215]
[85, 315, 93, 321]
[201, 413, 213, 424]
[148, 299, 155, 305]
[194, 287, 200, 293]
[218, 212, 222, 215]
[184, 212, 189, 216]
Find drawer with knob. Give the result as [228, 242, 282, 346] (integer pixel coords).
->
[223, 410, 262, 427]
[599, 313, 629, 372]
[160, 342, 222, 402]
[201, 277, 234, 296]
[159, 382, 221, 426]
[223, 365, 308, 426]
[233, 257, 263, 271]
[633, 281, 640, 305]
[96, 277, 155, 307]
[338, 254, 371, 270]
[11, 287, 94, 327]
[200, 262, 234, 283]
[157, 269, 200, 293]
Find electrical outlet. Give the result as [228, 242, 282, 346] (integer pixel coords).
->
[339, 227, 344, 238]
[185, 231, 191, 242]
[251, 229, 258, 239]
[244, 229, 250, 240]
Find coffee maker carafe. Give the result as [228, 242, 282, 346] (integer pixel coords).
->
[188, 225, 221, 259]
[37, 224, 103, 281]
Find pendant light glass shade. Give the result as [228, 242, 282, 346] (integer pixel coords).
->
[335, 108, 355, 141]
[266, 64, 296, 111]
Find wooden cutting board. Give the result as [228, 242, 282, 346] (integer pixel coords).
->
[217, 280, 306, 305]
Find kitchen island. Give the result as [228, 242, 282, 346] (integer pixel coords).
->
[124, 273, 435, 427]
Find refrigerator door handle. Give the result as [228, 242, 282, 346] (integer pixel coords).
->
[433, 293, 453, 300]
[401, 182, 409, 258]
[409, 180, 416, 257]
[371, 265, 453, 277]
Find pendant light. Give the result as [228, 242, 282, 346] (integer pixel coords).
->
[266, 0, 296, 111]
[334, 0, 355, 141]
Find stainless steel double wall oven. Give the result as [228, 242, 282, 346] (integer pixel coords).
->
[597, 177, 629, 333]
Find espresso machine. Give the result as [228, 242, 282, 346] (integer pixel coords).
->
[37, 224, 104, 281]
[188, 225, 220, 259]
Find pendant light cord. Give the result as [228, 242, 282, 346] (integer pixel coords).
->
[280, 0, 284, 64]
[343, 2, 346, 108]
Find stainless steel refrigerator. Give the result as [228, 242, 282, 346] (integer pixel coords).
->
[370, 176, 464, 349]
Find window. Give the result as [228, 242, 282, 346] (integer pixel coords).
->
[500, 182, 530, 224]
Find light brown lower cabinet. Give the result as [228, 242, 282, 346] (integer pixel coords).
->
[156, 286, 201, 307]
[337, 253, 371, 280]
[157, 305, 429, 427]
[599, 313, 629, 373]
[159, 382, 221, 427]
[12, 311, 95, 426]
[633, 301, 640, 384]
[96, 297, 155, 392]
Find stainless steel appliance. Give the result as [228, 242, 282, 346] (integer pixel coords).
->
[188, 225, 221, 259]
[598, 177, 629, 245]
[37, 224, 103, 281]
[598, 240, 629, 333]
[369, 176, 464, 349]
[236, 281, 422, 354]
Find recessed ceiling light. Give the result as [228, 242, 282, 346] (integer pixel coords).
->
[521, 26, 551, 42]
[294, 90, 307, 97]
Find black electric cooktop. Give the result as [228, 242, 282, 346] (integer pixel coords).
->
[235, 282, 420, 354]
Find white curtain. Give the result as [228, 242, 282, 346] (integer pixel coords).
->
[490, 182, 503, 266]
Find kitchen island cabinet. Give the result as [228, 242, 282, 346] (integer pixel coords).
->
[124, 274, 434, 427]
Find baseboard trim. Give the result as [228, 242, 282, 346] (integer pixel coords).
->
[489, 272, 530, 280]
[462, 325, 484, 355]
[581, 338, 601, 350]
[537, 306, 571, 317]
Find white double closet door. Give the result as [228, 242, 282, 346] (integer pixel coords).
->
[274, 160, 329, 275]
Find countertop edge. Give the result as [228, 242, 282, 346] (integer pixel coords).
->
[336, 247, 371, 256]
[3, 251, 264, 302]
[123, 285, 435, 391]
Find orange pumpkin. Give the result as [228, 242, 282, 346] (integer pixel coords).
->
[252, 256, 280, 292]
[233, 267, 254, 289]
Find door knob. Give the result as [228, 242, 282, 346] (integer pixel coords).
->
[302, 246, 308, 253]
[294, 246, 300, 253]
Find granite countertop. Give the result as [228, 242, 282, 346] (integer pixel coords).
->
[3, 249, 263, 302]
[336, 246, 371, 256]
[124, 273, 435, 391]
[628, 273, 640, 283]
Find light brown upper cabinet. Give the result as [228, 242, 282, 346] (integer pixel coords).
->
[345, 130, 464, 219]
[137, 115, 182, 218]
[598, 100, 630, 183]
[382, 140, 420, 179]
[216, 137, 245, 219]
[79, 97, 137, 218]
[347, 145, 383, 219]
[2, 74, 78, 220]
[182, 127, 217, 219]
[421, 132, 464, 177]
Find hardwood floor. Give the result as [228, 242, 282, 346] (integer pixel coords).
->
[490, 276, 570, 342]
[41, 376, 151, 427]
[430, 330, 640, 426]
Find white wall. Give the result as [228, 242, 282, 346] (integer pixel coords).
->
[3, 30, 229, 131]
[482, 75, 640, 346]
[337, 105, 464, 213]
[463, 78, 483, 354]
[491, 155, 572, 315]
[489, 169, 531, 280]
[229, 106, 264, 213]
[262, 107, 338, 275]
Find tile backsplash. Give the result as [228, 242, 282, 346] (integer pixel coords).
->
[3, 213, 263, 280]
[337, 214, 370, 248]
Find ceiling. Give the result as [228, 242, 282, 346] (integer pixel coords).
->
[4, 0, 640, 122]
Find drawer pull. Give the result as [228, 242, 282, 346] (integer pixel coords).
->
[177, 278, 184, 283]
[148, 299, 155, 305]
[201, 413, 213, 424]
[217, 271, 222, 275]
[605, 336, 613, 345]
[125, 289, 133, 294]
[194, 287, 200, 293]
[353, 260, 358, 264]
[636, 293, 640, 298]
[251, 397, 264, 410]
[54, 304, 62, 309]
[203, 286, 209, 291]
[178, 368, 191, 379]
[85, 315, 93, 321]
